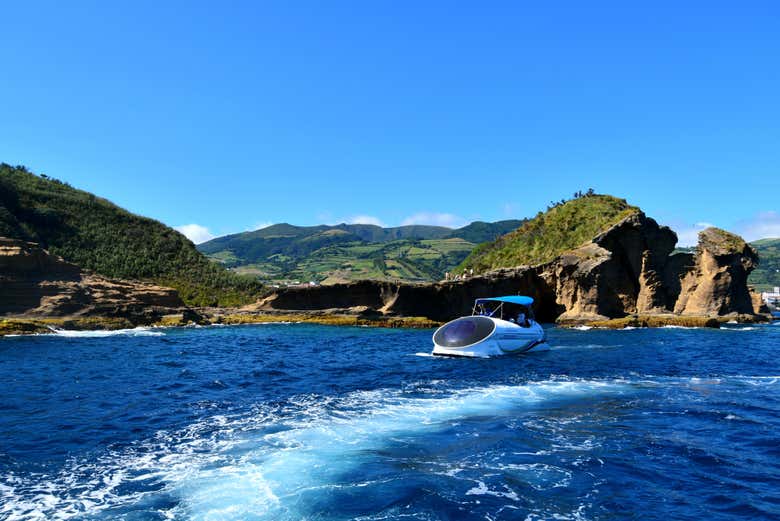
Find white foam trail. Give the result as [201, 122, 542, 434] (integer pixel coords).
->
[51, 327, 164, 338]
[0, 379, 629, 520]
[172, 380, 628, 520]
[7, 375, 777, 520]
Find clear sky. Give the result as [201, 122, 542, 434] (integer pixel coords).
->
[1, 1, 778, 244]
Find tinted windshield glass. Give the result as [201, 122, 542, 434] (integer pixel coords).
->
[433, 317, 495, 348]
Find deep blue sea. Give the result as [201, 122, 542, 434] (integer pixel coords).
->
[1, 322, 780, 520]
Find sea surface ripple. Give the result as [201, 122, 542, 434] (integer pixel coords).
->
[1, 322, 779, 520]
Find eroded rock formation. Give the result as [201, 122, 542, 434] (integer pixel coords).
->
[253, 215, 769, 324]
[0, 237, 186, 323]
[674, 228, 759, 317]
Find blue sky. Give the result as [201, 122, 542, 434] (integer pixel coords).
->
[1, 1, 778, 244]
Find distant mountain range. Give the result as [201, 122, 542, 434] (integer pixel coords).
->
[198, 220, 524, 284]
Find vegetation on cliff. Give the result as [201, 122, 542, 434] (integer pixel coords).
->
[749, 238, 780, 292]
[199, 220, 524, 283]
[459, 194, 640, 272]
[0, 164, 263, 306]
[697, 227, 752, 257]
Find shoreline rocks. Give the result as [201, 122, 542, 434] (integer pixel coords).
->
[251, 215, 772, 327]
[0, 237, 189, 327]
[1, 214, 773, 336]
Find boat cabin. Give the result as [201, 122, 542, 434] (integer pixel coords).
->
[472, 296, 535, 326]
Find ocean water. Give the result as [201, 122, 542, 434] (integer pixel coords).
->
[1, 322, 779, 520]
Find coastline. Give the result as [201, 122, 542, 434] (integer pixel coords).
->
[3, 310, 774, 337]
[0, 312, 442, 337]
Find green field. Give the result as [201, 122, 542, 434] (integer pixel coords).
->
[200, 220, 523, 284]
[230, 237, 476, 284]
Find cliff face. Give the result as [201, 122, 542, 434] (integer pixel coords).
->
[253, 268, 558, 322]
[0, 237, 185, 322]
[535, 212, 679, 322]
[674, 228, 759, 317]
[254, 216, 767, 324]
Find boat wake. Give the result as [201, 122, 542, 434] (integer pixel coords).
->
[2, 375, 778, 520]
[0, 378, 629, 520]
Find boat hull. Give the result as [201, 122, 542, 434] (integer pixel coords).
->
[431, 316, 546, 357]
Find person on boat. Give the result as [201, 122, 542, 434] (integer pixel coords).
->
[516, 311, 528, 327]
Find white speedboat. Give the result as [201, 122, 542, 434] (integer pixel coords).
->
[432, 296, 546, 357]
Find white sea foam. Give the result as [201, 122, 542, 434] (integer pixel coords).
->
[0, 379, 630, 520]
[50, 327, 164, 338]
[661, 325, 698, 329]
[7, 374, 776, 520]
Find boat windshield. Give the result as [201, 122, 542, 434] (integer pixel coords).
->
[433, 316, 496, 348]
[473, 301, 534, 323]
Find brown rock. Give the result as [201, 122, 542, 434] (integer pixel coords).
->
[536, 212, 678, 323]
[0, 237, 80, 277]
[250, 216, 764, 326]
[674, 228, 758, 317]
[0, 237, 186, 324]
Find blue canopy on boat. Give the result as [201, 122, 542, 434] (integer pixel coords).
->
[474, 296, 534, 306]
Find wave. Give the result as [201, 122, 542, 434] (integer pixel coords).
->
[50, 327, 165, 338]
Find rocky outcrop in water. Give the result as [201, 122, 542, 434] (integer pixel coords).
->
[253, 215, 769, 325]
[673, 228, 760, 318]
[534, 212, 680, 322]
[0, 237, 186, 323]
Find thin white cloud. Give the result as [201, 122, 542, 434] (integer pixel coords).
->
[347, 215, 385, 227]
[175, 224, 215, 244]
[674, 222, 715, 247]
[401, 212, 468, 228]
[736, 211, 780, 241]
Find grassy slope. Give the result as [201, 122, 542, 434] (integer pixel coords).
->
[459, 195, 640, 272]
[0, 164, 263, 306]
[201, 220, 524, 284]
[749, 238, 780, 292]
[198, 223, 457, 265]
[232, 238, 476, 283]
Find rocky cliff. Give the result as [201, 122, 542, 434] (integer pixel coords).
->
[253, 214, 769, 325]
[674, 228, 760, 318]
[0, 237, 186, 323]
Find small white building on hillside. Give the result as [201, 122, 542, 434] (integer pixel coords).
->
[761, 287, 780, 307]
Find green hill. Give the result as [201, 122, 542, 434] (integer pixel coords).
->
[444, 220, 527, 243]
[749, 238, 780, 292]
[199, 220, 524, 284]
[0, 163, 263, 306]
[459, 194, 640, 272]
